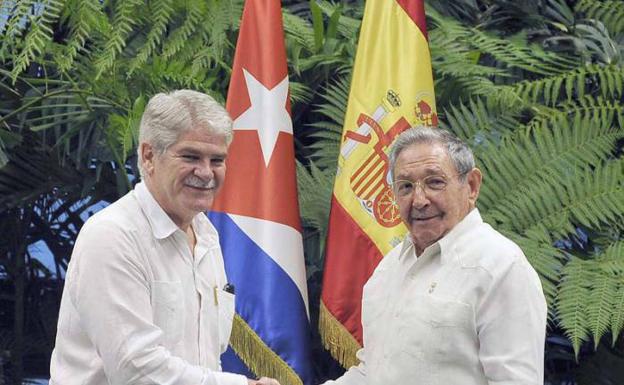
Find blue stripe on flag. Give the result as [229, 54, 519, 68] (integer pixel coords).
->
[221, 346, 255, 378]
[209, 211, 313, 383]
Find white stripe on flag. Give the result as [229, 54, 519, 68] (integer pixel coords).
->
[229, 213, 310, 318]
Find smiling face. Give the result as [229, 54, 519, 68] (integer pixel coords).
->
[141, 128, 228, 229]
[393, 142, 481, 255]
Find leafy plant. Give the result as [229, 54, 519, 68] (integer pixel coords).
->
[1, 0, 623, 382]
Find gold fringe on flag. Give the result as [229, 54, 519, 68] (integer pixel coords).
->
[319, 301, 361, 369]
[229, 314, 303, 385]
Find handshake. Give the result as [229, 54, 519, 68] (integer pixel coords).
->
[248, 377, 281, 385]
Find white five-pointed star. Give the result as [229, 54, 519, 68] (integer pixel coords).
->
[233, 69, 293, 166]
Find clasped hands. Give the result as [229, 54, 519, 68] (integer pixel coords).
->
[248, 377, 280, 385]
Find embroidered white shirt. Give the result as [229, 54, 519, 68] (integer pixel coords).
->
[50, 182, 247, 385]
[324, 209, 547, 385]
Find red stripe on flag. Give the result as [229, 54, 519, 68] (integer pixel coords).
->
[358, 163, 385, 200]
[322, 196, 384, 345]
[226, 0, 291, 121]
[362, 180, 385, 201]
[396, 0, 428, 40]
[212, 131, 301, 231]
[352, 160, 381, 195]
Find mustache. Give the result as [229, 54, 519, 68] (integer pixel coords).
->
[410, 210, 439, 220]
[184, 176, 216, 189]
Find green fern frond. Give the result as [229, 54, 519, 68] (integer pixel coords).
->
[488, 159, 623, 239]
[127, 0, 175, 75]
[524, 160, 624, 237]
[313, 0, 361, 38]
[586, 271, 617, 349]
[147, 58, 218, 94]
[432, 57, 508, 79]
[596, 241, 624, 275]
[478, 108, 623, 215]
[503, 64, 624, 107]
[473, 31, 578, 76]
[192, 0, 239, 74]
[304, 132, 341, 169]
[428, 6, 578, 77]
[312, 77, 349, 127]
[429, 9, 515, 98]
[441, 97, 520, 143]
[557, 257, 592, 356]
[190, 46, 219, 76]
[93, 0, 143, 78]
[429, 16, 507, 80]
[289, 81, 313, 105]
[105, 96, 144, 165]
[529, 110, 622, 169]
[175, 36, 206, 66]
[161, 1, 205, 60]
[9, 0, 64, 80]
[594, 240, 624, 345]
[58, 0, 105, 72]
[576, 0, 624, 35]
[426, 6, 472, 42]
[540, 95, 624, 129]
[304, 77, 349, 168]
[429, 28, 509, 80]
[611, 285, 624, 344]
[283, 12, 316, 55]
[0, 0, 36, 58]
[297, 160, 335, 241]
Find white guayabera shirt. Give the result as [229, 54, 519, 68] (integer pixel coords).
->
[50, 182, 247, 385]
[324, 209, 547, 385]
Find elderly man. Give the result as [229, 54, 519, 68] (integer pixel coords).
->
[324, 127, 547, 384]
[50, 90, 279, 385]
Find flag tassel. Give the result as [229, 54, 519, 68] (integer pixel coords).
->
[318, 301, 361, 369]
[230, 315, 303, 385]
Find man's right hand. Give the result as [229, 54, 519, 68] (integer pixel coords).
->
[248, 377, 281, 385]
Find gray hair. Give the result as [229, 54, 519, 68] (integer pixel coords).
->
[137, 90, 233, 178]
[388, 126, 475, 181]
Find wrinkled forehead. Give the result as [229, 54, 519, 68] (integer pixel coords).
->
[169, 128, 229, 152]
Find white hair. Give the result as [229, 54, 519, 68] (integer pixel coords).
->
[389, 126, 475, 181]
[137, 90, 233, 178]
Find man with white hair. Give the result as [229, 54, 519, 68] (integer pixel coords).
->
[50, 90, 279, 385]
[323, 127, 547, 384]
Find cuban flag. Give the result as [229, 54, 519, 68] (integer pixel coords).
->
[209, 1, 313, 384]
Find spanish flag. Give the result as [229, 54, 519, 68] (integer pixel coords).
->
[319, 0, 437, 368]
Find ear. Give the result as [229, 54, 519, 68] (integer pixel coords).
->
[466, 167, 482, 207]
[140, 142, 156, 176]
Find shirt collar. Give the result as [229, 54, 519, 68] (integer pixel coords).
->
[192, 212, 220, 252]
[437, 208, 482, 261]
[134, 181, 181, 239]
[399, 208, 482, 264]
[399, 234, 416, 261]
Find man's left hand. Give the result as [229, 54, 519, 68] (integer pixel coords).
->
[249, 377, 280, 385]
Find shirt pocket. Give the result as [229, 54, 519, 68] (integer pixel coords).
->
[398, 295, 475, 359]
[216, 290, 236, 353]
[152, 281, 184, 347]
[389, 296, 474, 384]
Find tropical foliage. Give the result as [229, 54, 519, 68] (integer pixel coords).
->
[0, 0, 623, 383]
